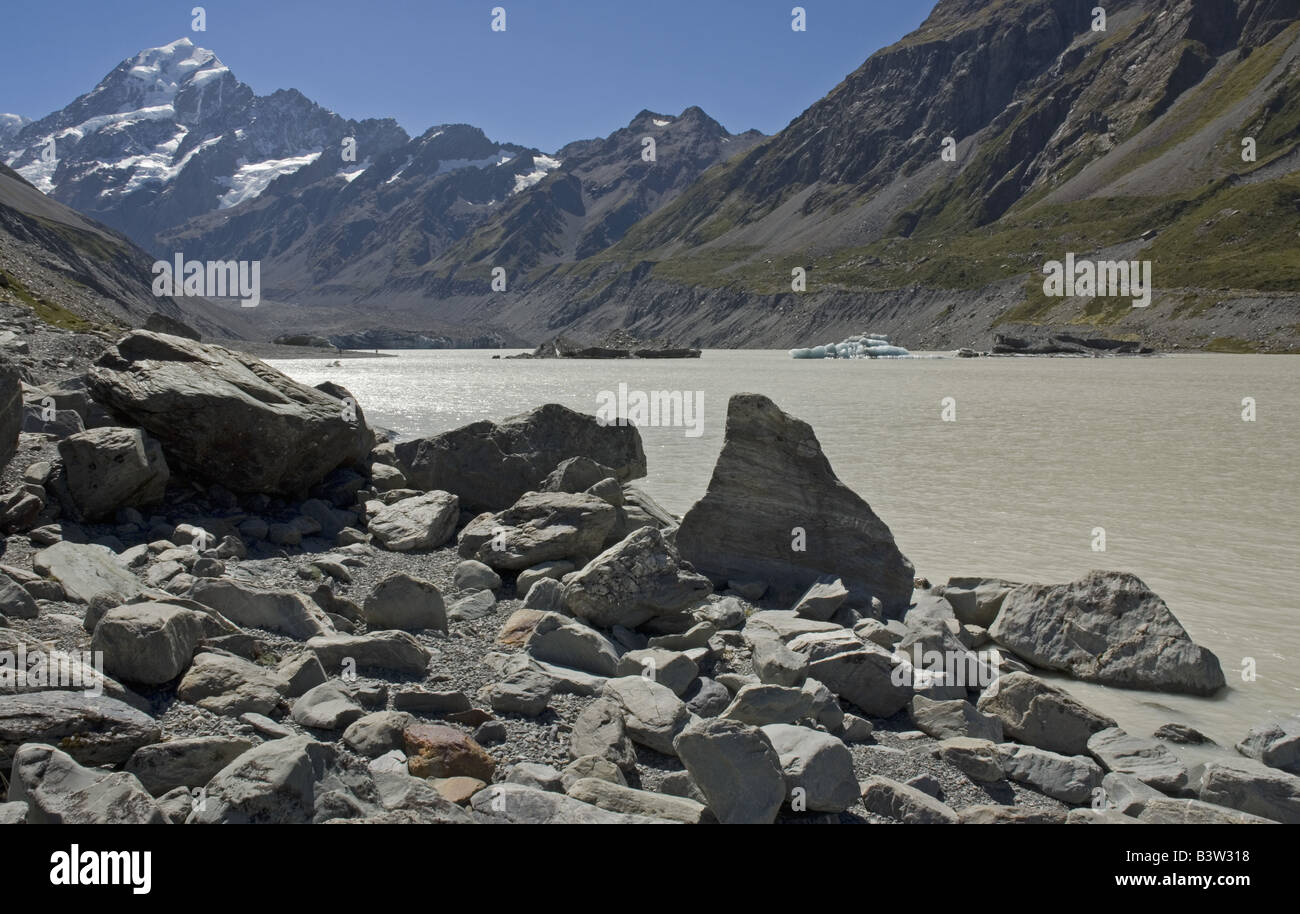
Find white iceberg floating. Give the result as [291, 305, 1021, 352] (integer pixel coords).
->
[790, 333, 911, 359]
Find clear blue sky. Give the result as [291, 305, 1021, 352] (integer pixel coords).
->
[2, 0, 933, 151]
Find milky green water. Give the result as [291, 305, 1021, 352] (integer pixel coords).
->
[270, 349, 1300, 755]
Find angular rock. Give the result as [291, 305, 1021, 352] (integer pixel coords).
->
[485, 670, 554, 717]
[761, 723, 859, 812]
[453, 560, 501, 592]
[989, 571, 1225, 695]
[448, 589, 496, 623]
[124, 736, 254, 796]
[458, 492, 615, 573]
[0, 572, 40, 619]
[910, 695, 1004, 742]
[942, 577, 1020, 627]
[1198, 758, 1300, 824]
[563, 526, 711, 629]
[807, 644, 913, 717]
[603, 676, 692, 756]
[177, 651, 287, 716]
[292, 681, 366, 730]
[91, 602, 211, 686]
[89, 332, 370, 495]
[0, 691, 160, 767]
[189, 737, 382, 823]
[561, 755, 628, 791]
[936, 737, 1005, 782]
[505, 762, 564, 792]
[567, 777, 710, 824]
[722, 683, 814, 727]
[393, 403, 647, 513]
[1237, 723, 1300, 775]
[32, 541, 143, 605]
[569, 697, 638, 771]
[190, 578, 333, 640]
[1138, 797, 1277, 824]
[615, 648, 698, 697]
[10, 744, 164, 824]
[403, 724, 496, 780]
[526, 612, 620, 676]
[369, 491, 459, 552]
[307, 631, 432, 675]
[792, 575, 849, 621]
[995, 744, 1104, 804]
[860, 776, 959, 824]
[676, 394, 914, 611]
[57, 427, 170, 522]
[976, 672, 1115, 756]
[750, 636, 810, 687]
[362, 573, 447, 632]
[1087, 727, 1189, 793]
[959, 804, 1067, 824]
[674, 717, 786, 824]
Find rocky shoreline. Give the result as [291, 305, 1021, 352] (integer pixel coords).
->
[0, 321, 1296, 825]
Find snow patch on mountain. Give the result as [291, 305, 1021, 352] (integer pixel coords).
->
[436, 150, 515, 175]
[653, 118, 672, 127]
[513, 154, 562, 194]
[219, 151, 322, 208]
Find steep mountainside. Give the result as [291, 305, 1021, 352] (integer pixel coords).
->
[481, 0, 1300, 352]
[0, 162, 250, 339]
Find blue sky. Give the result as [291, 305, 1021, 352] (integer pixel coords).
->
[2, 1, 933, 151]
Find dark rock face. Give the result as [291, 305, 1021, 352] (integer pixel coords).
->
[88, 331, 370, 496]
[989, 571, 1225, 695]
[394, 403, 647, 513]
[57, 427, 170, 521]
[676, 393, 914, 612]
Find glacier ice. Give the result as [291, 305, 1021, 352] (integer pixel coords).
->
[790, 333, 911, 359]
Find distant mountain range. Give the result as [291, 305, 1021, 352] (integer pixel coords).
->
[4, 0, 1299, 351]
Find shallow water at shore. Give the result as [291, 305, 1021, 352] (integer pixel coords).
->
[269, 349, 1300, 752]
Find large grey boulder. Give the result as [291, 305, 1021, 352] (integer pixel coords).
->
[32, 541, 143, 605]
[722, 684, 814, 727]
[673, 717, 786, 824]
[0, 571, 38, 619]
[362, 573, 447, 632]
[291, 681, 366, 730]
[88, 331, 370, 496]
[910, 695, 1004, 742]
[615, 648, 698, 697]
[989, 571, 1224, 695]
[9, 744, 165, 824]
[563, 526, 712, 629]
[458, 491, 615, 570]
[526, 612, 621, 676]
[1198, 758, 1300, 823]
[0, 692, 160, 767]
[190, 578, 334, 639]
[602, 676, 692, 756]
[91, 602, 211, 685]
[306, 631, 432, 675]
[807, 643, 914, 717]
[975, 672, 1115, 755]
[393, 403, 647, 513]
[177, 651, 288, 716]
[761, 723, 859, 812]
[124, 736, 254, 796]
[940, 577, 1020, 627]
[57, 427, 169, 522]
[1087, 727, 1189, 793]
[995, 744, 1104, 804]
[188, 737, 383, 824]
[568, 697, 638, 771]
[368, 491, 459, 552]
[676, 394, 914, 612]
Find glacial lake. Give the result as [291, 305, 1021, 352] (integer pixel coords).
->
[269, 349, 1300, 757]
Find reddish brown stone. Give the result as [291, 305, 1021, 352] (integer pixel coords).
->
[403, 723, 496, 780]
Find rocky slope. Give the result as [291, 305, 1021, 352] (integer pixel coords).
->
[1, 329, 1296, 825]
[482, 0, 1300, 352]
